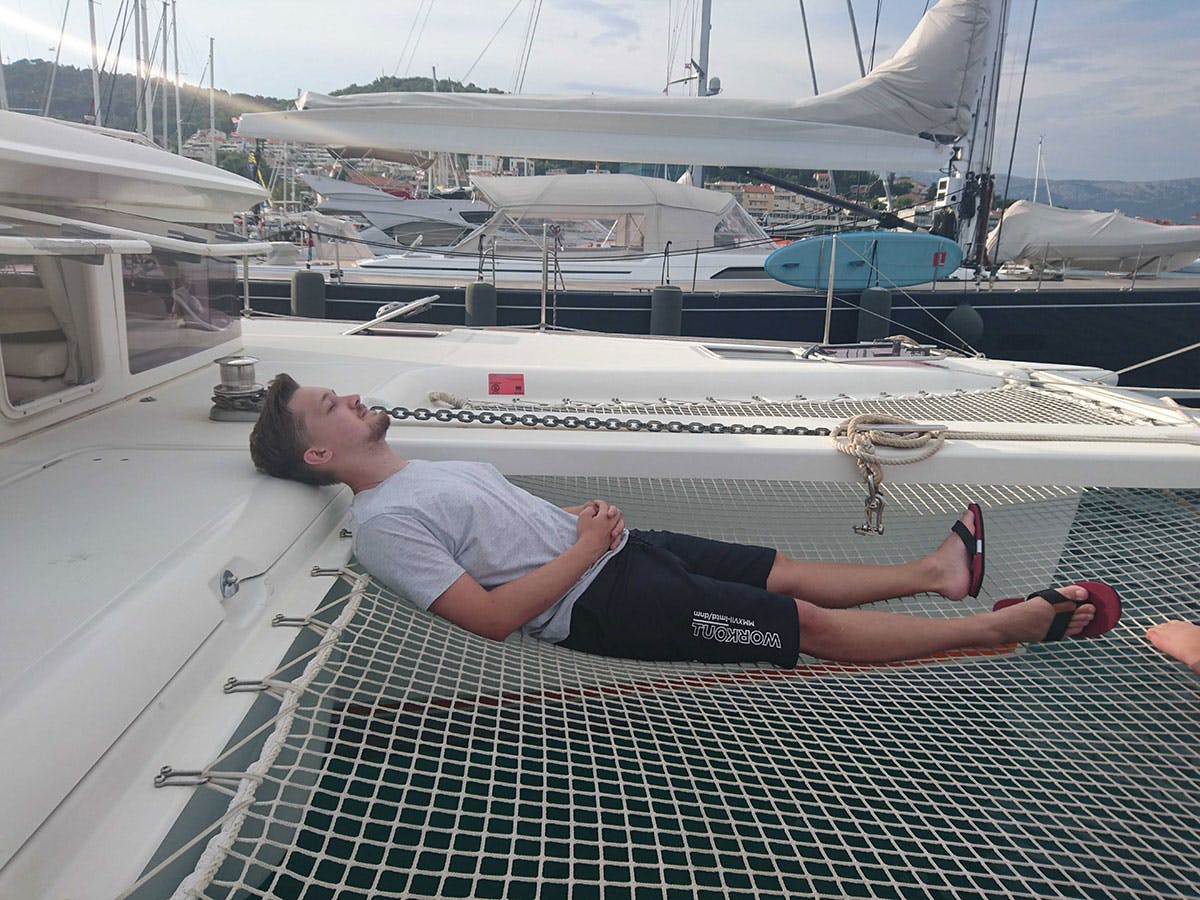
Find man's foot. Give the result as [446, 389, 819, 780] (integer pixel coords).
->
[992, 585, 1095, 642]
[1146, 620, 1200, 669]
[927, 508, 979, 601]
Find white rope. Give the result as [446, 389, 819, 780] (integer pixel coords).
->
[831, 414, 946, 487]
[169, 572, 369, 899]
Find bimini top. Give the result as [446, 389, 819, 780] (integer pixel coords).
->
[987, 200, 1200, 273]
[471, 174, 736, 217]
[463, 173, 767, 254]
[0, 110, 268, 223]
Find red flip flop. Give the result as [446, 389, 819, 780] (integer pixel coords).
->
[950, 503, 985, 598]
[993, 581, 1122, 641]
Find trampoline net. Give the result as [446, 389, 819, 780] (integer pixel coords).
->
[132, 480, 1200, 900]
[461, 383, 1177, 427]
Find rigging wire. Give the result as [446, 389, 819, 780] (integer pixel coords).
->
[405, 0, 437, 78]
[138, 5, 167, 133]
[100, 0, 136, 127]
[511, 0, 543, 93]
[665, 0, 698, 94]
[868, 0, 881, 72]
[392, 0, 436, 79]
[665, 1, 687, 92]
[992, 0, 1039, 266]
[797, 1, 819, 96]
[461, 0, 524, 84]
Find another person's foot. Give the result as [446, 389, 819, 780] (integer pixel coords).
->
[928, 508, 980, 601]
[991, 585, 1095, 642]
[1146, 620, 1200, 669]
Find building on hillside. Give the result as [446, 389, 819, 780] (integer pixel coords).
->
[706, 181, 745, 204]
[740, 183, 775, 220]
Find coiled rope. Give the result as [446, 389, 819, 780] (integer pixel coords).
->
[830, 414, 946, 488]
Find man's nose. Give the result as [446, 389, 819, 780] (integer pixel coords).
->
[344, 393, 361, 407]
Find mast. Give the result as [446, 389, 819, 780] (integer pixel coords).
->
[208, 37, 217, 165]
[171, 0, 182, 153]
[690, 0, 712, 188]
[1032, 137, 1041, 204]
[88, 0, 103, 125]
[845, 0, 866, 78]
[140, 0, 155, 142]
[43, 2, 70, 117]
[952, 0, 1012, 271]
[160, 2, 168, 147]
[134, 0, 144, 135]
[0, 38, 8, 111]
[798, 0, 819, 96]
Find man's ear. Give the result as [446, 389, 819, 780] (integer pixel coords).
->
[303, 446, 332, 467]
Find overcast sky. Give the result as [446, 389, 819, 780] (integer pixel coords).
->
[2, 0, 1196, 181]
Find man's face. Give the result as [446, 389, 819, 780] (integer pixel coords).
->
[288, 385, 390, 467]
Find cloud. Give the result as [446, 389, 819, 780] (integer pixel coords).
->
[554, 1, 642, 46]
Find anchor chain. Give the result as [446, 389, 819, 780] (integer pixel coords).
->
[375, 406, 833, 437]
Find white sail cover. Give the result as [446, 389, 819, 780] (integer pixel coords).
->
[987, 200, 1200, 273]
[0, 111, 267, 222]
[236, 0, 997, 171]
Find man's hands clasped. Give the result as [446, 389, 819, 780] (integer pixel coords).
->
[575, 500, 625, 557]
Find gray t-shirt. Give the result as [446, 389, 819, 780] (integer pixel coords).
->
[351, 460, 626, 643]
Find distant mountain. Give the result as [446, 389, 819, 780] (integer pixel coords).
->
[912, 171, 1200, 224]
[993, 175, 1200, 225]
[0, 58, 289, 148]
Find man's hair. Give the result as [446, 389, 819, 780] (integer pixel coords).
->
[249, 373, 336, 485]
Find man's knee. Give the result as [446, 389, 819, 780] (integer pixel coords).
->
[765, 551, 794, 594]
[792, 598, 828, 638]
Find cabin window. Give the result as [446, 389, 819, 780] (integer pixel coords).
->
[123, 251, 241, 374]
[0, 255, 98, 407]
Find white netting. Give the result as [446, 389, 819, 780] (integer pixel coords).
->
[128, 481, 1200, 899]
[457, 383, 1177, 427]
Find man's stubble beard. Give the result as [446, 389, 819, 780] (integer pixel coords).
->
[369, 410, 391, 442]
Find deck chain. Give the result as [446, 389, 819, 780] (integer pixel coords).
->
[376, 406, 833, 437]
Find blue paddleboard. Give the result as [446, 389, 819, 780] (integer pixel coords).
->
[764, 231, 963, 290]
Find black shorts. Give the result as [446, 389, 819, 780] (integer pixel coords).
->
[559, 530, 800, 666]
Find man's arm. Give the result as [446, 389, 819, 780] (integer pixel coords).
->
[431, 500, 623, 641]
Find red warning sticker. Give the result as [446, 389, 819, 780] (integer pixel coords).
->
[488, 373, 525, 395]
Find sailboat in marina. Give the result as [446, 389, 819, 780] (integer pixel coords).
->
[237, 0, 1200, 391]
[2, 4, 1200, 898]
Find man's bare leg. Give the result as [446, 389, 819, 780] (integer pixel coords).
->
[793, 585, 1095, 663]
[766, 509, 977, 608]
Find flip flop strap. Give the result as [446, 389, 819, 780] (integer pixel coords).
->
[951, 520, 976, 560]
[1027, 588, 1074, 642]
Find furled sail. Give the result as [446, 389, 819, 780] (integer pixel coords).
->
[987, 201, 1200, 273]
[236, 0, 997, 171]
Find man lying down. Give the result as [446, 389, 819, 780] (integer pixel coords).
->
[249, 374, 1120, 666]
